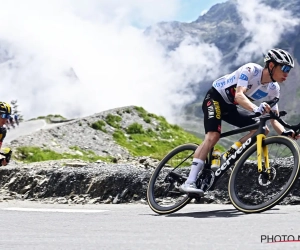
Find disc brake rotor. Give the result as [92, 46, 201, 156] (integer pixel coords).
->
[258, 167, 276, 186]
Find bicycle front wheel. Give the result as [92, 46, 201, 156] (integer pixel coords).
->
[229, 136, 300, 213]
[147, 143, 197, 215]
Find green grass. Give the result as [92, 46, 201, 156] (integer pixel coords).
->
[91, 120, 107, 132]
[14, 146, 114, 163]
[126, 123, 144, 134]
[113, 127, 199, 160]
[135, 106, 153, 123]
[29, 114, 67, 122]
[105, 114, 122, 128]
[113, 126, 191, 160]
[111, 108, 226, 160]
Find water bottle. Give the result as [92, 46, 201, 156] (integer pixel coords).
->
[222, 141, 242, 161]
[211, 149, 221, 172]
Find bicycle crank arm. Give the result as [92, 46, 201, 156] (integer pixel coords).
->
[167, 172, 187, 182]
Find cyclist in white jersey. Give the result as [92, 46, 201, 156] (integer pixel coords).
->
[180, 48, 297, 195]
[213, 63, 280, 107]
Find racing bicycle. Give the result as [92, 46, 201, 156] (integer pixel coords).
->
[147, 98, 300, 214]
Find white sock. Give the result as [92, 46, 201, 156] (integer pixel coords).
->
[186, 158, 204, 184]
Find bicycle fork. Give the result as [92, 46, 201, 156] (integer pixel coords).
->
[256, 134, 270, 173]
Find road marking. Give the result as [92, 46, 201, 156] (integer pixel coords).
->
[2, 207, 109, 213]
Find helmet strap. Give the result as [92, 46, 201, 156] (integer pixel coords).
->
[267, 62, 276, 82]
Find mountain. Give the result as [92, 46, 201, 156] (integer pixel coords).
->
[145, 0, 300, 129]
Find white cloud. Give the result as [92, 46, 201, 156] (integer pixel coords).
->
[201, 9, 208, 16]
[0, 0, 299, 123]
[0, 0, 223, 122]
[236, 0, 299, 63]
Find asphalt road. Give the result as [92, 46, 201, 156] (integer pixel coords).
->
[0, 201, 299, 250]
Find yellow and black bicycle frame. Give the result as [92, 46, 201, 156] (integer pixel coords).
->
[256, 134, 270, 173]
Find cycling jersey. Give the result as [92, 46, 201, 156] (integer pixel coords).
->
[0, 127, 7, 148]
[212, 63, 280, 111]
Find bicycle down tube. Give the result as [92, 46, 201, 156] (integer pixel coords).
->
[209, 114, 274, 189]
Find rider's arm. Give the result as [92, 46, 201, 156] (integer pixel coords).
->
[267, 83, 284, 134]
[270, 110, 285, 134]
[234, 65, 271, 113]
[234, 86, 264, 112]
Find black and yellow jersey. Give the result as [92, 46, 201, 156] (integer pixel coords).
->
[0, 127, 7, 147]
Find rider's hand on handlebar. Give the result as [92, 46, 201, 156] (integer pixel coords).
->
[281, 129, 299, 140]
[252, 102, 271, 115]
[0, 148, 12, 166]
[0, 158, 7, 166]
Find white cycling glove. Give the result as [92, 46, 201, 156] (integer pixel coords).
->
[281, 129, 295, 138]
[252, 102, 267, 114]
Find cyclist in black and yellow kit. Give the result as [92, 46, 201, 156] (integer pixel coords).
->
[0, 102, 13, 166]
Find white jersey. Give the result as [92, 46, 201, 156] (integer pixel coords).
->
[212, 63, 280, 111]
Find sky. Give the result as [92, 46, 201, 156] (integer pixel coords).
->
[176, 0, 226, 22]
[0, 0, 298, 122]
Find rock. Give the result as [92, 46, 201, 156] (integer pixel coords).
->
[56, 197, 68, 204]
[88, 197, 101, 204]
[104, 196, 113, 204]
[65, 162, 87, 167]
[139, 199, 147, 205]
[75, 151, 84, 156]
[113, 194, 120, 204]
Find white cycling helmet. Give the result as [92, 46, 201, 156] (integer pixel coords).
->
[264, 48, 294, 68]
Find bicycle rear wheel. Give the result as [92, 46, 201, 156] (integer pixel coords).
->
[147, 143, 197, 214]
[229, 136, 300, 213]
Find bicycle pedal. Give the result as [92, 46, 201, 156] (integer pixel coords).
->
[193, 197, 203, 204]
[188, 192, 205, 198]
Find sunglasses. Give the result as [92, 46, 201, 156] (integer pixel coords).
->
[281, 65, 292, 73]
[1, 114, 11, 119]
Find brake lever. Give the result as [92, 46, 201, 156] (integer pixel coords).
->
[265, 97, 280, 108]
[279, 111, 287, 117]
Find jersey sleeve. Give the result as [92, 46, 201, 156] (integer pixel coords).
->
[236, 65, 253, 88]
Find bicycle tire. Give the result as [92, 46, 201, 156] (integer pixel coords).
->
[147, 143, 197, 214]
[229, 136, 300, 213]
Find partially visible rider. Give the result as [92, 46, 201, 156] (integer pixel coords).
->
[5, 120, 10, 130]
[0, 101, 13, 166]
[180, 48, 296, 195]
[9, 116, 14, 128]
[14, 114, 19, 126]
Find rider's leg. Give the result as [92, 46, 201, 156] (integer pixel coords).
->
[223, 105, 263, 144]
[185, 131, 220, 184]
[238, 125, 269, 143]
[180, 87, 224, 195]
[238, 130, 256, 143]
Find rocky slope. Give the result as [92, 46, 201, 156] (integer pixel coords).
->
[1, 155, 300, 206]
